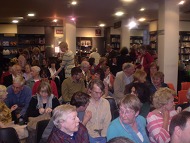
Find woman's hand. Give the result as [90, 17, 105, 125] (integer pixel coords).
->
[45, 108, 52, 113]
[10, 104, 18, 111]
[39, 108, 45, 114]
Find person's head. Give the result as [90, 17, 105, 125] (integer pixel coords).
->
[33, 47, 40, 55]
[107, 137, 134, 143]
[24, 64, 31, 73]
[133, 69, 147, 83]
[106, 44, 112, 52]
[59, 41, 68, 53]
[169, 111, 190, 143]
[152, 71, 164, 87]
[122, 63, 135, 76]
[0, 85, 8, 101]
[101, 65, 110, 77]
[80, 61, 90, 72]
[12, 64, 22, 77]
[94, 68, 105, 81]
[119, 94, 141, 124]
[49, 60, 56, 68]
[12, 75, 25, 94]
[153, 87, 176, 110]
[99, 57, 107, 65]
[39, 67, 51, 79]
[149, 62, 159, 75]
[71, 67, 82, 81]
[88, 57, 95, 66]
[120, 47, 129, 55]
[31, 66, 41, 78]
[52, 104, 80, 135]
[139, 45, 147, 55]
[88, 79, 105, 101]
[91, 47, 97, 52]
[37, 81, 52, 97]
[70, 91, 90, 111]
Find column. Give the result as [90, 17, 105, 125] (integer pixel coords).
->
[157, 0, 179, 90]
[121, 19, 130, 49]
[63, 20, 76, 54]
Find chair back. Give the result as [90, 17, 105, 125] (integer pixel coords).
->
[0, 127, 20, 143]
[36, 119, 50, 143]
[178, 90, 188, 104]
[167, 83, 175, 91]
[181, 82, 190, 90]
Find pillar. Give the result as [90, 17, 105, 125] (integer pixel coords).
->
[121, 19, 130, 49]
[157, 0, 179, 90]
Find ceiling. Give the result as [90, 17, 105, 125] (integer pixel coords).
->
[0, 0, 190, 28]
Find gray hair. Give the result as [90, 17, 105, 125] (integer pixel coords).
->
[122, 63, 134, 71]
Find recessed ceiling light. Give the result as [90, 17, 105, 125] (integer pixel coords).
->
[71, 17, 76, 21]
[27, 13, 35, 17]
[178, 0, 185, 5]
[71, 0, 77, 5]
[99, 24, 105, 27]
[115, 11, 124, 16]
[53, 19, 58, 22]
[122, 0, 134, 2]
[140, 8, 145, 11]
[12, 20, 19, 23]
[138, 17, 146, 22]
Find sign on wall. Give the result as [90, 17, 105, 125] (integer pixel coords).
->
[95, 29, 101, 36]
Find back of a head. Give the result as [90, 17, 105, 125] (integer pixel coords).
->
[71, 67, 82, 76]
[122, 63, 134, 71]
[59, 41, 68, 50]
[107, 137, 134, 143]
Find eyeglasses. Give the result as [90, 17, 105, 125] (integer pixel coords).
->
[39, 90, 48, 93]
[91, 90, 103, 95]
[12, 85, 23, 90]
[119, 108, 135, 115]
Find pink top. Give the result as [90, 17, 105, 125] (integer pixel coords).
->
[146, 110, 177, 143]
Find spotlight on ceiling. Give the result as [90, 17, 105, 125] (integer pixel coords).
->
[12, 20, 19, 23]
[99, 23, 105, 27]
[71, 0, 77, 5]
[71, 17, 76, 21]
[122, 0, 134, 2]
[127, 18, 138, 29]
[53, 19, 58, 22]
[178, 0, 185, 5]
[27, 13, 35, 17]
[138, 17, 146, 22]
[115, 11, 124, 16]
[140, 8, 145, 11]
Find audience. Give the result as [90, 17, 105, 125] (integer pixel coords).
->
[169, 111, 190, 143]
[107, 94, 150, 143]
[47, 104, 90, 143]
[147, 87, 177, 143]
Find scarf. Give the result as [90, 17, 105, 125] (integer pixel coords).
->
[36, 94, 54, 109]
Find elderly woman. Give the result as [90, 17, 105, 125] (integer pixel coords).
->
[48, 104, 89, 143]
[146, 87, 177, 143]
[107, 94, 150, 143]
[26, 81, 60, 119]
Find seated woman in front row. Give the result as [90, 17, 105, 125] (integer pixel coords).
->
[26, 81, 60, 120]
[107, 94, 150, 143]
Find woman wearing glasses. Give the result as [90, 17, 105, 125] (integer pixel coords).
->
[107, 94, 150, 143]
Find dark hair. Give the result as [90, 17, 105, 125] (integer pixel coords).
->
[88, 57, 95, 66]
[169, 111, 190, 136]
[120, 47, 129, 55]
[71, 67, 82, 76]
[40, 67, 51, 78]
[94, 68, 105, 81]
[70, 91, 90, 108]
[107, 137, 134, 143]
[88, 79, 105, 92]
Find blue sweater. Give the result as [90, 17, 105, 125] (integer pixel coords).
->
[5, 85, 32, 116]
[107, 116, 150, 143]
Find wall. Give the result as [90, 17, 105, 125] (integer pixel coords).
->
[17, 26, 44, 34]
[0, 24, 17, 33]
[180, 21, 190, 31]
[76, 28, 104, 37]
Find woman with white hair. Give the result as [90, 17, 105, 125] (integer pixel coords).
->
[48, 104, 89, 143]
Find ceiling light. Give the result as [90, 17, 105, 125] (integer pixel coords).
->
[12, 20, 19, 23]
[71, 0, 77, 5]
[99, 24, 105, 27]
[53, 19, 58, 22]
[140, 8, 145, 11]
[138, 17, 146, 22]
[115, 11, 124, 16]
[71, 17, 76, 21]
[122, 0, 134, 2]
[127, 18, 138, 29]
[178, 0, 185, 5]
[27, 13, 35, 17]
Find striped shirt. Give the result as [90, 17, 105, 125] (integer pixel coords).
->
[146, 110, 177, 143]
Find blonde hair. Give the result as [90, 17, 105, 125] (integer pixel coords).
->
[152, 71, 164, 82]
[59, 41, 68, 50]
[13, 75, 25, 86]
[37, 80, 52, 96]
[119, 94, 142, 113]
[0, 85, 7, 98]
[53, 104, 76, 129]
[153, 87, 176, 109]
[133, 69, 147, 82]
[122, 63, 134, 71]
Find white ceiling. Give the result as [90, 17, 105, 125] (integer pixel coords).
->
[0, 0, 190, 27]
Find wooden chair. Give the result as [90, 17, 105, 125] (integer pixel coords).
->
[181, 82, 190, 90]
[178, 90, 188, 104]
[0, 127, 20, 143]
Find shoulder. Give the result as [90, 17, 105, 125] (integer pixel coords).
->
[78, 123, 88, 132]
[136, 115, 146, 124]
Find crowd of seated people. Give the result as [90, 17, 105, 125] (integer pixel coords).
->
[1, 43, 190, 143]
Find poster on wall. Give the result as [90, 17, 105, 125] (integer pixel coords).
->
[95, 29, 101, 36]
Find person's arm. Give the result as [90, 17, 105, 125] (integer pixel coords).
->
[61, 80, 70, 102]
[41, 118, 54, 143]
[147, 112, 170, 143]
[26, 97, 40, 118]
